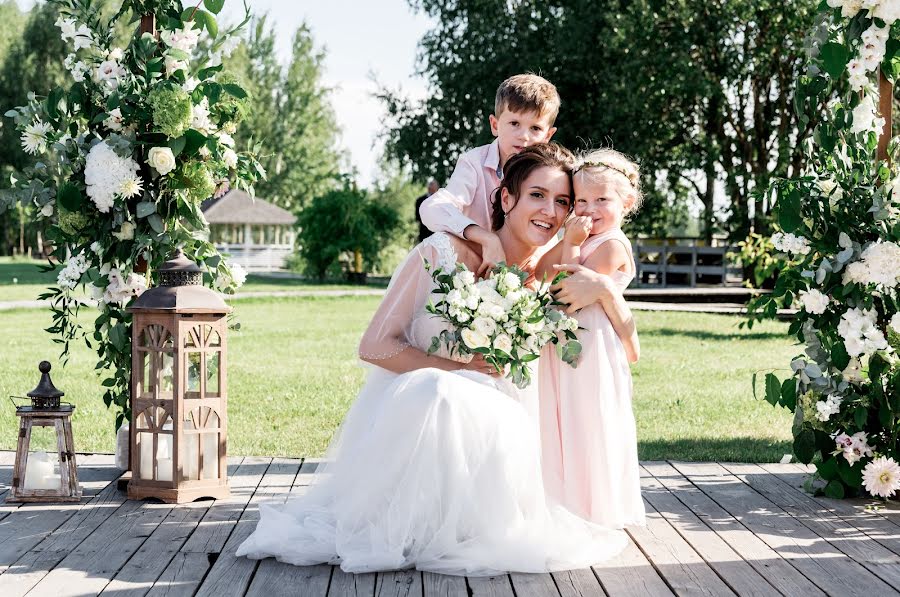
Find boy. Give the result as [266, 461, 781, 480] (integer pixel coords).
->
[419, 74, 559, 276]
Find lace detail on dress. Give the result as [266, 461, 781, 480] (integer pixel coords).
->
[421, 232, 458, 272]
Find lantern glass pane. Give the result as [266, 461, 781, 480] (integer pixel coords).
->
[187, 352, 201, 395]
[160, 352, 175, 397]
[142, 353, 154, 398]
[202, 432, 219, 479]
[182, 418, 200, 481]
[137, 431, 153, 480]
[206, 352, 220, 396]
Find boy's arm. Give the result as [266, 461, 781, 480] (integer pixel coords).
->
[419, 154, 505, 275]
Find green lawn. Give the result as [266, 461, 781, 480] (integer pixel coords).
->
[0, 295, 798, 461]
[0, 257, 386, 302]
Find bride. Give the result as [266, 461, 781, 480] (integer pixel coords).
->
[236, 143, 628, 576]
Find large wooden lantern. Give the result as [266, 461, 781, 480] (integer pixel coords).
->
[127, 251, 231, 503]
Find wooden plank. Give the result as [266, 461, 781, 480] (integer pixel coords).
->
[639, 465, 780, 597]
[672, 461, 897, 596]
[24, 498, 170, 595]
[145, 552, 214, 597]
[724, 462, 900, 588]
[328, 568, 376, 597]
[467, 574, 516, 597]
[423, 571, 467, 597]
[627, 496, 735, 596]
[592, 537, 673, 596]
[0, 453, 125, 575]
[509, 572, 561, 597]
[643, 462, 824, 596]
[99, 457, 244, 596]
[194, 458, 297, 597]
[550, 568, 604, 597]
[246, 562, 332, 597]
[374, 570, 422, 597]
[180, 456, 271, 554]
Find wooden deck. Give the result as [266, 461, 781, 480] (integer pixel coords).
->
[2, 452, 900, 596]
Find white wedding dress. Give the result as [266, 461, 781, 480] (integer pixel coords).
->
[236, 233, 627, 576]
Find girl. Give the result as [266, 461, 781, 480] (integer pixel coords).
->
[535, 148, 645, 528]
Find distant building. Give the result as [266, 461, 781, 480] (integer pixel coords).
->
[201, 190, 297, 272]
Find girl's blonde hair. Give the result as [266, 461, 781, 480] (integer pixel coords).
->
[574, 148, 643, 218]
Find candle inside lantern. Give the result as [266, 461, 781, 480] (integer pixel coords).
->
[157, 422, 173, 482]
[24, 451, 60, 490]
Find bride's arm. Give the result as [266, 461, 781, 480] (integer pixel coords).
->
[358, 243, 493, 375]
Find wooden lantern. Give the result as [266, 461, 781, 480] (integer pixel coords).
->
[127, 251, 231, 503]
[7, 362, 81, 503]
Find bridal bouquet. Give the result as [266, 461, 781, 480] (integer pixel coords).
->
[424, 261, 581, 389]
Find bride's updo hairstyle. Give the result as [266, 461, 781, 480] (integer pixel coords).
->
[491, 143, 576, 231]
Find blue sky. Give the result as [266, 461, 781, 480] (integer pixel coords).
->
[17, 0, 434, 187]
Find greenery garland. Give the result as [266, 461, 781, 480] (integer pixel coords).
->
[0, 0, 265, 429]
[750, 0, 900, 499]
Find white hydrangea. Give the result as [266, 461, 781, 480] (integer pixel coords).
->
[57, 252, 89, 289]
[213, 261, 248, 291]
[891, 313, 900, 335]
[838, 307, 889, 357]
[850, 94, 885, 135]
[873, 0, 900, 23]
[83, 141, 141, 213]
[771, 232, 811, 255]
[843, 241, 900, 287]
[799, 288, 829, 314]
[815, 394, 843, 422]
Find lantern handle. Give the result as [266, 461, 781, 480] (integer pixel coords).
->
[9, 396, 27, 409]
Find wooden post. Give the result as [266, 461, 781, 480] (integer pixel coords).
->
[877, 70, 893, 164]
[140, 14, 156, 36]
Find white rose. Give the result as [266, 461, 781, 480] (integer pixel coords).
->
[40, 203, 54, 217]
[147, 147, 176, 175]
[501, 271, 521, 290]
[890, 313, 900, 335]
[222, 149, 238, 169]
[461, 327, 489, 350]
[799, 288, 829, 315]
[472, 316, 497, 337]
[493, 333, 513, 354]
[458, 270, 476, 286]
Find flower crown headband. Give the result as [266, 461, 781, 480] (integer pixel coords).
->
[576, 160, 635, 187]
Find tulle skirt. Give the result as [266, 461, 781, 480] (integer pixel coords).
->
[236, 366, 627, 576]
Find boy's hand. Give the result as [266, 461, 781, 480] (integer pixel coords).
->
[464, 225, 506, 276]
[563, 216, 592, 246]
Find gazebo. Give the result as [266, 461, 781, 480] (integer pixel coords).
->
[201, 190, 297, 272]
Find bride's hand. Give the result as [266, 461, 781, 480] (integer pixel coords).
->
[465, 354, 501, 377]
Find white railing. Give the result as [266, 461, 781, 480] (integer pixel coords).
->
[214, 243, 293, 272]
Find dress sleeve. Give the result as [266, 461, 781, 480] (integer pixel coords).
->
[358, 242, 441, 360]
[419, 154, 480, 237]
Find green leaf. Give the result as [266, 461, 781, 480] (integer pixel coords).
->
[193, 10, 218, 38]
[780, 379, 797, 411]
[147, 214, 164, 233]
[870, 354, 888, 383]
[108, 324, 126, 351]
[854, 406, 868, 429]
[222, 83, 248, 99]
[57, 182, 83, 211]
[838, 458, 863, 488]
[831, 341, 850, 371]
[817, 457, 839, 481]
[183, 129, 207, 155]
[136, 202, 157, 218]
[198, 64, 224, 80]
[204, 0, 225, 14]
[765, 373, 781, 406]
[793, 427, 816, 464]
[169, 136, 187, 157]
[819, 42, 849, 79]
[778, 187, 803, 233]
[824, 479, 845, 499]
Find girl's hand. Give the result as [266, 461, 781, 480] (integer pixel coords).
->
[563, 216, 592, 246]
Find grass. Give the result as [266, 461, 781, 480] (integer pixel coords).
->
[0, 257, 387, 303]
[0, 296, 798, 461]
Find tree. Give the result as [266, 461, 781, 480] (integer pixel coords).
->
[226, 17, 341, 212]
[297, 179, 401, 280]
[381, 0, 820, 240]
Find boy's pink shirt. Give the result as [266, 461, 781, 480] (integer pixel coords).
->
[419, 140, 502, 237]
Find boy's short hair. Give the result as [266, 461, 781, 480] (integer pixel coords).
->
[494, 74, 561, 124]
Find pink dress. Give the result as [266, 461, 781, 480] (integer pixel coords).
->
[538, 228, 645, 528]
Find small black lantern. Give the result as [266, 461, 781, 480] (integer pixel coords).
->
[7, 362, 81, 503]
